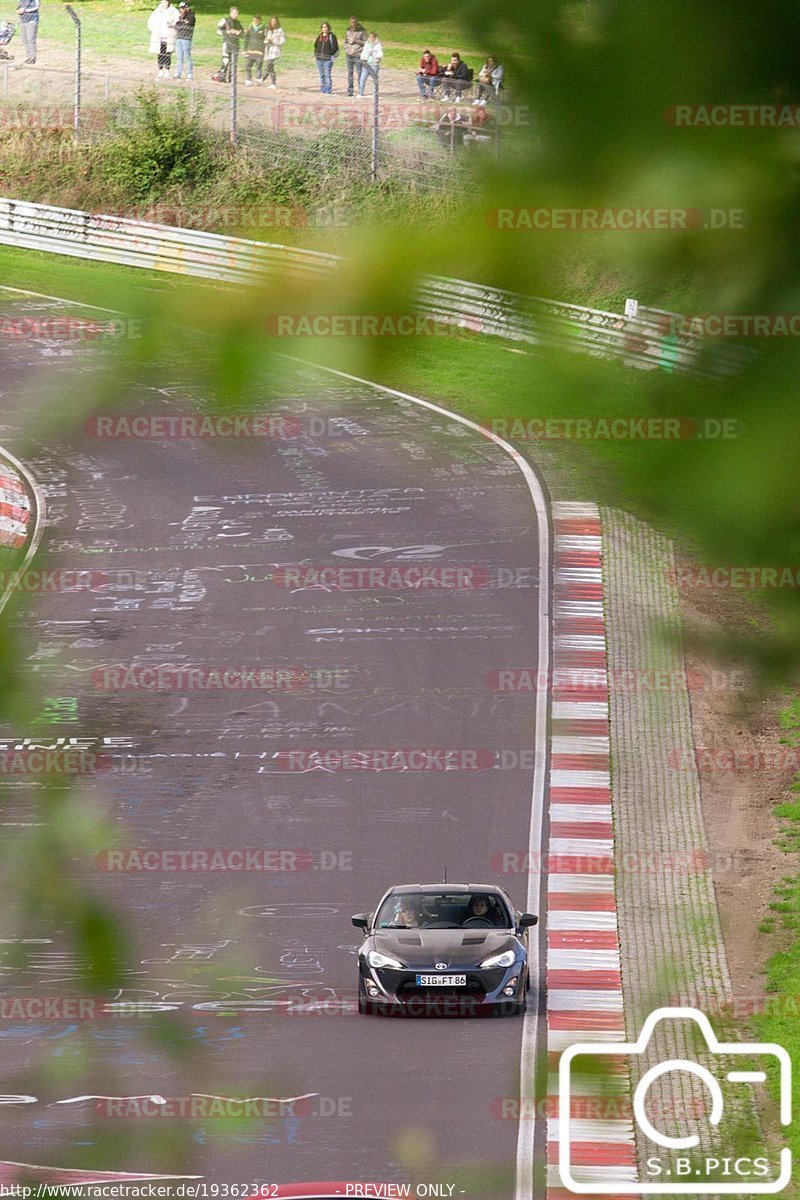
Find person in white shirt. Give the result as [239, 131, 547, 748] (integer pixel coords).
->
[262, 16, 285, 87]
[357, 31, 382, 98]
[147, 0, 178, 78]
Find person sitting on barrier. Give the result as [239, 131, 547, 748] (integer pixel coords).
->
[357, 30, 383, 98]
[262, 16, 285, 88]
[416, 49, 439, 99]
[434, 104, 468, 149]
[463, 97, 495, 146]
[215, 6, 243, 83]
[243, 14, 265, 85]
[476, 56, 504, 99]
[440, 51, 470, 100]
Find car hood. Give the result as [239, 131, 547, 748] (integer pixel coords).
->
[369, 929, 521, 969]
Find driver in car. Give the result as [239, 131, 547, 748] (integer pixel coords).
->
[395, 897, 424, 927]
[465, 895, 504, 926]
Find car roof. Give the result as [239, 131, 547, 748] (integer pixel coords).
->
[389, 883, 509, 896]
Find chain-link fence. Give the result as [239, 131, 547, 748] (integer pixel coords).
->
[0, 44, 512, 194]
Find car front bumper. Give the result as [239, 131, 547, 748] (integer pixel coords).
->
[359, 962, 526, 1015]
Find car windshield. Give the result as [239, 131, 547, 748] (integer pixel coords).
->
[375, 892, 513, 929]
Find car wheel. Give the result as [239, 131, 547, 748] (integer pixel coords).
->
[525, 968, 531, 993]
[357, 983, 369, 1015]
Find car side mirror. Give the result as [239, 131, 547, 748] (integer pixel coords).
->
[351, 913, 369, 931]
[518, 913, 538, 929]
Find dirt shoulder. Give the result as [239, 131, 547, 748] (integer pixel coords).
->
[679, 569, 795, 1005]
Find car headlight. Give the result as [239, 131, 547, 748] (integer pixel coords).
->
[367, 949, 404, 970]
[480, 949, 517, 969]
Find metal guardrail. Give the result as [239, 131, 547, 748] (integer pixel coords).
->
[0, 196, 749, 378]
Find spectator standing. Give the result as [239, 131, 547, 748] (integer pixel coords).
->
[416, 49, 439, 99]
[147, 0, 179, 78]
[215, 6, 243, 82]
[313, 21, 338, 94]
[243, 14, 265, 85]
[357, 31, 382, 98]
[344, 16, 366, 98]
[441, 51, 469, 99]
[262, 16, 285, 88]
[173, 0, 195, 80]
[476, 55, 504, 98]
[16, 0, 38, 65]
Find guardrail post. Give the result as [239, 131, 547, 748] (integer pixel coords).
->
[230, 44, 238, 146]
[64, 5, 81, 140]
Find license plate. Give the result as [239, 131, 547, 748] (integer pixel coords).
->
[416, 974, 467, 986]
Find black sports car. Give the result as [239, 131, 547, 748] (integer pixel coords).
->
[352, 883, 537, 1016]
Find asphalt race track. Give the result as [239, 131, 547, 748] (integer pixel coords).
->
[0, 290, 550, 1198]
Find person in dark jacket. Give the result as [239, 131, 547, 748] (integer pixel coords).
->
[416, 49, 439, 99]
[173, 1, 195, 80]
[343, 15, 365, 97]
[215, 6, 243, 82]
[313, 21, 338, 94]
[440, 51, 469, 99]
[243, 15, 265, 84]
